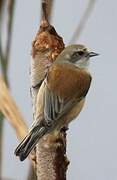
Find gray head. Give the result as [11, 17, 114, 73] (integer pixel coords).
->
[56, 44, 99, 69]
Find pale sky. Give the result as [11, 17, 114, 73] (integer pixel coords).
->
[2, 0, 117, 179]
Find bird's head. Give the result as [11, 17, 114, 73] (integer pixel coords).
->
[56, 44, 99, 69]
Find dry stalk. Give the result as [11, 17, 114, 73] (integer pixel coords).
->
[0, 76, 27, 139]
[30, 1, 69, 179]
[0, 76, 36, 166]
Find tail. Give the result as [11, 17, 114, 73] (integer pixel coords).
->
[14, 122, 47, 161]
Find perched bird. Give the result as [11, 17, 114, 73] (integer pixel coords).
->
[15, 44, 99, 161]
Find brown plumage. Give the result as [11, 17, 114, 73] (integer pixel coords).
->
[15, 44, 98, 161]
[47, 63, 91, 99]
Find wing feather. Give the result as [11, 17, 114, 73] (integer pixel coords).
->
[43, 63, 92, 129]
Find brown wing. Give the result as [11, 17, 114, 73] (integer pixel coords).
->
[43, 63, 91, 127]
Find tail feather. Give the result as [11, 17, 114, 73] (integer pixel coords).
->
[14, 123, 47, 161]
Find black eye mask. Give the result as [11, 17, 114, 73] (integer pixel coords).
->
[71, 51, 85, 63]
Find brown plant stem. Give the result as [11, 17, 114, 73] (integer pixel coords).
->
[41, 0, 54, 22]
[30, 0, 69, 179]
[46, 0, 54, 22]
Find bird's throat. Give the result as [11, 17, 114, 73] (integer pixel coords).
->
[75, 60, 90, 69]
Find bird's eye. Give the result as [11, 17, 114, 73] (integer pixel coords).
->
[78, 51, 84, 56]
[71, 50, 85, 62]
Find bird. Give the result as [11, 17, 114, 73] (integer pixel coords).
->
[15, 44, 99, 161]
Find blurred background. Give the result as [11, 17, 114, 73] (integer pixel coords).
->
[0, 0, 117, 179]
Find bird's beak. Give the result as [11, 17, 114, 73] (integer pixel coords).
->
[88, 52, 99, 57]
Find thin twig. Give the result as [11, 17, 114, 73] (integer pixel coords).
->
[46, 0, 54, 22]
[0, 0, 5, 74]
[0, 0, 6, 175]
[0, 1, 36, 177]
[41, 0, 54, 25]
[69, 0, 96, 43]
[0, 37, 4, 70]
[0, 0, 4, 22]
[0, 1, 15, 174]
[0, 0, 3, 12]
[5, 0, 15, 68]
[41, 0, 48, 22]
